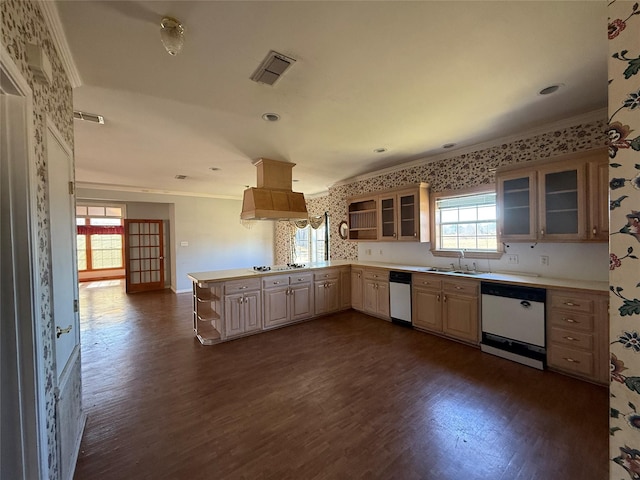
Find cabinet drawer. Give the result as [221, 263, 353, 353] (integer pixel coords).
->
[549, 326, 594, 350]
[443, 280, 478, 296]
[549, 294, 593, 314]
[548, 345, 595, 378]
[412, 274, 442, 290]
[224, 278, 261, 294]
[314, 270, 339, 281]
[548, 310, 594, 332]
[262, 275, 290, 289]
[363, 269, 388, 281]
[290, 273, 313, 284]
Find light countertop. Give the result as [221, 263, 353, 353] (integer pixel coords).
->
[188, 260, 608, 293]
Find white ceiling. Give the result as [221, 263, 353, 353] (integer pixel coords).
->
[55, 1, 607, 199]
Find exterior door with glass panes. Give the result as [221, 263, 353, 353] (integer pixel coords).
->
[124, 219, 164, 293]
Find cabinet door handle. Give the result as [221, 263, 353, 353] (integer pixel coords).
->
[239, 286, 247, 290]
[563, 357, 580, 364]
[455, 286, 463, 290]
[540, 229, 545, 236]
[413, 232, 417, 237]
[563, 336, 578, 341]
[592, 227, 597, 236]
[563, 317, 579, 324]
[443, 295, 447, 303]
[564, 301, 579, 307]
[393, 232, 396, 237]
[436, 294, 440, 302]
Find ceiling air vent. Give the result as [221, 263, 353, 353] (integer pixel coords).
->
[250, 50, 296, 86]
[73, 111, 105, 124]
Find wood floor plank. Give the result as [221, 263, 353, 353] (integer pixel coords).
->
[74, 283, 607, 479]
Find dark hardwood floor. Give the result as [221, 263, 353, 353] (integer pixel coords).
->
[74, 281, 608, 480]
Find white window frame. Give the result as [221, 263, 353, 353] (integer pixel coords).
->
[292, 222, 327, 264]
[430, 185, 503, 260]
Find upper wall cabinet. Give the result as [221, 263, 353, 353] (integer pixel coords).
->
[348, 183, 430, 242]
[496, 149, 607, 243]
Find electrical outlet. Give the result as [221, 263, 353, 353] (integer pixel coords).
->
[507, 254, 519, 265]
[540, 255, 549, 266]
[365, 248, 372, 256]
[379, 249, 383, 256]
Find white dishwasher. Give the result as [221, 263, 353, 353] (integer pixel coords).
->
[389, 271, 412, 327]
[480, 282, 546, 370]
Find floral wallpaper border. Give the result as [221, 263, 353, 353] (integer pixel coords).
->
[609, 2, 640, 479]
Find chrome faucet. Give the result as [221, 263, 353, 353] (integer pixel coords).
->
[457, 250, 465, 269]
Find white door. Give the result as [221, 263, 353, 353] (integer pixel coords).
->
[47, 128, 79, 379]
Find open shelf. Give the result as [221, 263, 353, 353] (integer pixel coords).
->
[195, 322, 222, 345]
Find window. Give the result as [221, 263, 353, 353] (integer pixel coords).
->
[431, 188, 501, 258]
[76, 204, 125, 271]
[292, 222, 327, 264]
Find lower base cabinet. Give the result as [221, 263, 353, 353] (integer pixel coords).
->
[351, 268, 364, 310]
[224, 290, 262, 338]
[314, 269, 341, 315]
[412, 274, 479, 344]
[263, 273, 313, 329]
[546, 289, 608, 384]
[363, 269, 390, 320]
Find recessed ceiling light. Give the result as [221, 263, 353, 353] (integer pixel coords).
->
[175, 174, 187, 180]
[539, 84, 563, 95]
[442, 143, 456, 149]
[209, 167, 220, 171]
[262, 113, 280, 122]
[373, 147, 387, 153]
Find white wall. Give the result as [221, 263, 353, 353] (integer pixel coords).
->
[358, 241, 608, 282]
[76, 188, 275, 292]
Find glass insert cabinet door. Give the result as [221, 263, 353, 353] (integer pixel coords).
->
[497, 171, 537, 242]
[538, 163, 586, 241]
[379, 195, 396, 239]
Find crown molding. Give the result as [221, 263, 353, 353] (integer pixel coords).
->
[75, 181, 241, 201]
[331, 108, 607, 188]
[38, 1, 82, 88]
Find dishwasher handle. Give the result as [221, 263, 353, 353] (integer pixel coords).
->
[521, 300, 531, 309]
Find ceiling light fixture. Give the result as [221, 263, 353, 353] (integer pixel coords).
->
[175, 174, 187, 180]
[442, 143, 456, 149]
[373, 148, 387, 153]
[160, 17, 185, 56]
[209, 167, 221, 171]
[539, 84, 563, 95]
[262, 113, 280, 122]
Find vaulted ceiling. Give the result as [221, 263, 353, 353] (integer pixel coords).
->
[55, 1, 607, 198]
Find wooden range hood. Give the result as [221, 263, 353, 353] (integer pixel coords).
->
[240, 158, 308, 220]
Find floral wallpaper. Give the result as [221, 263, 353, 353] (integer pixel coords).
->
[275, 120, 607, 264]
[1, 1, 76, 478]
[608, 2, 640, 478]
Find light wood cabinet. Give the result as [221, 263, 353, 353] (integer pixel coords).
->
[412, 275, 443, 332]
[537, 161, 587, 242]
[314, 269, 341, 315]
[497, 148, 606, 243]
[546, 289, 609, 384]
[192, 282, 224, 345]
[378, 185, 430, 242]
[412, 274, 479, 344]
[587, 156, 609, 241]
[263, 273, 313, 329]
[347, 196, 378, 241]
[442, 279, 479, 344]
[347, 184, 429, 242]
[351, 268, 364, 310]
[224, 289, 262, 339]
[363, 269, 390, 319]
[340, 267, 352, 310]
